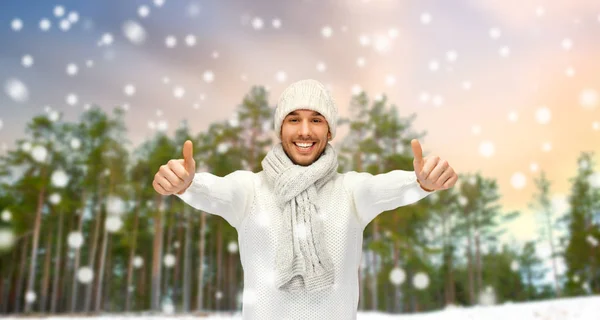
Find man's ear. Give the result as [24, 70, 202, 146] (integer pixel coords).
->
[327, 131, 332, 141]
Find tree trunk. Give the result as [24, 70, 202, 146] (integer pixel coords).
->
[24, 177, 46, 313]
[229, 248, 236, 310]
[173, 213, 184, 307]
[60, 209, 77, 313]
[475, 226, 482, 296]
[94, 226, 110, 311]
[216, 221, 223, 311]
[84, 189, 104, 312]
[183, 207, 192, 312]
[162, 211, 175, 300]
[14, 236, 30, 313]
[0, 268, 3, 313]
[370, 222, 379, 310]
[50, 210, 65, 313]
[70, 204, 86, 312]
[466, 213, 475, 305]
[40, 232, 53, 312]
[544, 208, 562, 297]
[125, 199, 140, 311]
[138, 257, 147, 309]
[151, 195, 165, 310]
[102, 237, 113, 311]
[443, 210, 456, 305]
[2, 242, 19, 313]
[393, 240, 402, 313]
[197, 212, 207, 311]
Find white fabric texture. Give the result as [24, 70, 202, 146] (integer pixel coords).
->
[274, 79, 338, 140]
[176, 168, 434, 320]
[262, 142, 338, 293]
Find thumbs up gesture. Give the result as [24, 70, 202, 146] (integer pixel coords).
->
[153, 140, 196, 195]
[411, 139, 457, 192]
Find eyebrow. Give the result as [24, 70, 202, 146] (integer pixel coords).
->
[288, 111, 323, 116]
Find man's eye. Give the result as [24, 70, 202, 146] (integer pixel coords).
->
[313, 119, 322, 122]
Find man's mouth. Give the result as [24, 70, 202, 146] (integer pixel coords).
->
[294, 142, 316, 153]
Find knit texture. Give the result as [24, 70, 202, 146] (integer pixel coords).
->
[274, 79, 338, 140]
[262, 142, 338, 293]
[176, 168, 435, 319]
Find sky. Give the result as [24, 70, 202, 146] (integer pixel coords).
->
[1, 0, 600, 283]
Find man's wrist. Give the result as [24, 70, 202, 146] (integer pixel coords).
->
[176, 180, 193, 195]
[417, 180, 435, 192]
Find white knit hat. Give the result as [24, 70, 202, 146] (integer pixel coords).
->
[274, 79, 337, 140]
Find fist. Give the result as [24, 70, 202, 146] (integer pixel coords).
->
[411, 139, 458, 191]
[153, 140, 196, 195]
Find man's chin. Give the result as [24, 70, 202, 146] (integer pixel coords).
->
[292, 156, 315, 166]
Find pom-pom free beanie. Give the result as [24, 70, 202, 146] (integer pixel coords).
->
[274, 79, 338, 140]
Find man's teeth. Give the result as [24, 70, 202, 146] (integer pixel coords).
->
[295, 142, 314, 148]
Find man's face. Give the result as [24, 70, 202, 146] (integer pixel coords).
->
[280, 109, 331, 166]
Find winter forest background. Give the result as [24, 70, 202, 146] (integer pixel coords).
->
[1, 0, 600, 317]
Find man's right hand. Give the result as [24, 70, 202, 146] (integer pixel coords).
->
[153, 140, 196, 195]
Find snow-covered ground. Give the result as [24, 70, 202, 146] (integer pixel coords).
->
[5, 296, 599, 320]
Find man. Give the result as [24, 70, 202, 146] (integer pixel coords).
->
[152, 79, 458, 319]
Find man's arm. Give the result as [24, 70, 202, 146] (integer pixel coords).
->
[347, 170, 434, 230]
[175, 170, 254, 230]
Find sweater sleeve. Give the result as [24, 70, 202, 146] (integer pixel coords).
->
[344, 170, 435, 229]
[175, 170, 254, 229]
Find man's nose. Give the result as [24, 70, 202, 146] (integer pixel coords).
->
[298, 119, 311, 136]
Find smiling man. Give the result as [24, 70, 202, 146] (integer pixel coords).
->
[152, 79, 458, 319]
[279, 109, 330, 166]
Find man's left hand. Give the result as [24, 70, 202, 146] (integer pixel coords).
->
[411, 139, 458, 191]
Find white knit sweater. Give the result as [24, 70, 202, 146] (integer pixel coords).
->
[176, 169, 434, 319]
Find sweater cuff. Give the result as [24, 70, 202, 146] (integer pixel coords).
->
[175, 174, 208, 203]
[408, 171, 436, 197]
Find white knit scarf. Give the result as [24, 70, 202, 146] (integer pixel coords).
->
[261, 142, 338, 293]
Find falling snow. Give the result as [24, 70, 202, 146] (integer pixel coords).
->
[389, 267, 406, 285]
[123, 20, 147, 45]
[51, 169, 70, 188]
[67, 231, 84, 249]
[579, 88, 598, 109]
[133, 256, 144, 268]
[203, 70, 215, 83]
[0, 228, 16, 251]
[77, 267, 94, 284]
[11, 18, 23, 31]
[489, 27, 501, 39]
[185, 34, 196, 46]
[138, 5, 150, 18]
[66, 93, 78, 106]
[163, 253, 176, 268]
[4, 78, 29, 102]
[105, 216, 123, 233]
[1, 209, 11, 222]
[420, 12, 432, 25]
[535, 106, 551, 124]
[31, 145, 48, 163]
[511, 172, 526, 189]
[21, 55, 34, 67]
[49, 192, 61, 205]
[412, 272, 430, 290]
[124, 84, 136, 96]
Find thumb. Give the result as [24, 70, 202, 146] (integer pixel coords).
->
[182, 140, 195, 172]
[411, 139, 424, 171]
